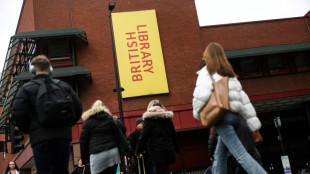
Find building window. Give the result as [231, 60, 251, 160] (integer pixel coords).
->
[240, 58, 262, 78]
[294, 52, 310, 72]
[267, 55, 288, 75]
[49, 38, 70, 59]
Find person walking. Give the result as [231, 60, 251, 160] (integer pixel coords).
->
[5, 161, 20, 174]
[79, 100, 121, 174]
[136, 99, 180, 174]
[129, 118, 155, 174]
[192, 42, 267, 174]
[12, 55, 82, 174]
[208, 117, 263, 174]
[71, 159, 91, 174]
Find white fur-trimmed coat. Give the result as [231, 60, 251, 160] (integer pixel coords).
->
[192, 66, 261, 131]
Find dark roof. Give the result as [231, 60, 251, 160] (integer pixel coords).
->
[225, 42, 310, 58]
[13, 66, 91, 81]
[11, 28, 86, 39]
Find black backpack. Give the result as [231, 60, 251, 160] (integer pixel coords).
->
[32, 78, 75, 127]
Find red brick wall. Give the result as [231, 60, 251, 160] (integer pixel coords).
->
[16, 0, 35, 33]
[7, 0, 310, 171]
[200, 17, 310, 98]
[33, 0, 72, 30]
[28, 0, 204, 113]
[14, 0, 310, 121]
[200, 17, 310, 51]
[241, 72, 310, 96]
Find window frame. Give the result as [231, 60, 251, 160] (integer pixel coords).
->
[293, 51, 310, 72]
[266, 54, 289, 75]
[239, 57, 263, 79]
[48, 37, 72, 61]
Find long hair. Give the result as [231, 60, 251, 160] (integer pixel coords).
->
[147, 99, 166, 110]
[5, 161, 19, 173]
[81, 100, 112, 121]
[203, 42, 237, 78]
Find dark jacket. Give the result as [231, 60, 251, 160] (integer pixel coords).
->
[115, 118, 127, 135]
[79, 112, 118, 164]
[12, 74, 82, 146]
[129, 129, 152, 165]
[136, 107, 180, 165]
[208, 127, 218, 159]
[129, 129, 140, 155]
[71, 165, 91, 174]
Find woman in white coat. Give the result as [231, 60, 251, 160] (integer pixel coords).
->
[193, 42, 267, 174]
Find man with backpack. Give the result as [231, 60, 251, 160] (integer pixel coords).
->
[12, 55, 82, 174]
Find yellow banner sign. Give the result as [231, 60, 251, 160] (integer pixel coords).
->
[112, 10, 169, 98]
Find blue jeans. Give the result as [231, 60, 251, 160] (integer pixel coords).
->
[212, 112, 267, 174]
[32, 139, 70, 174]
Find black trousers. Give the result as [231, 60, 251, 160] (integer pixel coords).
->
[156, 163, 170, 174]
[32, 139, 70, 174]
[98, 164, 118, 174]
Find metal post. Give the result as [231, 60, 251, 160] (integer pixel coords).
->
[276, 126, 285, 155]
[108, 3, 130, 174]
[274, 116, 285, 155]
[3, 124, 8, 159]
[108, 2, 125, 124]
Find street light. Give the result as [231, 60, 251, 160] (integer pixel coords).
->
[108, 2, 116, 11]
[108, 6, 131, 174]
[108, 2, 125, 124]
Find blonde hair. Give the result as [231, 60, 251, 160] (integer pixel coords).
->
[147, 99, 165, 109]
[81, 100, 111, 120]
[203, 42, 237, 78]
[31, 55, 51, 72]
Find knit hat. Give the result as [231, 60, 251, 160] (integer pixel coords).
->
[136, 118, 144, 126]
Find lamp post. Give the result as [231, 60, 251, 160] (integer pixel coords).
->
[274, 116, 285, 155]
[108, 3, 131, 174]
[108, 2, 125, 124]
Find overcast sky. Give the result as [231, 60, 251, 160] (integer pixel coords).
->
[195, 0, 310, 26]
[0, 0, 309, 75]
[0, 0, 23, 73]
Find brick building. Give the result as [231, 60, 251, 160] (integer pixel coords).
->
[0, 0, 309, 173]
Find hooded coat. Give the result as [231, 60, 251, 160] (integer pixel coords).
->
[192, 66, 261, 132]
[79, 106, 118, 164]
[136, 106, 180, 165]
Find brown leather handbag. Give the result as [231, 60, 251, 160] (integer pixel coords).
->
[199, 76, 230, 128]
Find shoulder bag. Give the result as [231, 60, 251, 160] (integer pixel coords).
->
[199, 76, 230, 128]
[112, 119, 130, 156]
[252, 130, 263, 145]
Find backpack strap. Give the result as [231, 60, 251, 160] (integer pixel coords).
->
[31, 78, 54, 100]
[51, 79, 71, 96]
